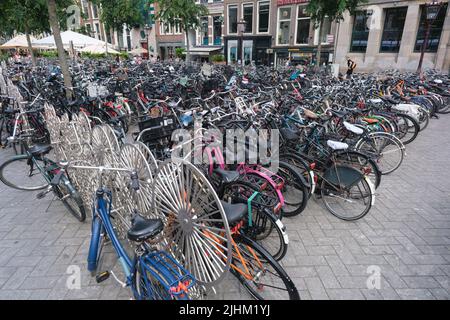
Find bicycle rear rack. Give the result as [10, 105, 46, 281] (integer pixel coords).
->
[143, 251, 195, 297]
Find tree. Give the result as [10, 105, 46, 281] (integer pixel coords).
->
[306, 0, 367, 70]
[0, 0, 51, 66]
[92, 0, 146, 49]
[47, 0, 74, 99]
[156, 0, 208, 62]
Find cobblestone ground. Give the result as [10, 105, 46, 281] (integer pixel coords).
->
[0, 118, 449, 300]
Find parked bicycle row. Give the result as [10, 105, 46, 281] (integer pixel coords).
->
[0, 59, 449, 300]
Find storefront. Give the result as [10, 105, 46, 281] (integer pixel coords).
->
[224, 36, 271, 65]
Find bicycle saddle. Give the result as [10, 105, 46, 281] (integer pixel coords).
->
[327, 140, 349, 151]
[28, 144, 52, 156]
[220, 201, 247, 226]
[127, 215, 163, 242]
[213, 168, 240, 183]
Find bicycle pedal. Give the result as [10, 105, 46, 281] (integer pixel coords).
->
[96, 271, 110, 283]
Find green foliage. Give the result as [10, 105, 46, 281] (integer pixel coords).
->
[211, 54, 225, 63]
[156, 0, 209, 33]
[80, 51, 127, 59]
[306, 0, 368, 26]
[175, 47, 186, 59]
[36, 50, 59, 58]
[0, 52, 10, 62]
[91, 0, 147, 31]
[0, 0, 76, 37]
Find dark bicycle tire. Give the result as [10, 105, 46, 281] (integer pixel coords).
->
[53, 176, 86, 222]
[277, 161, 309, 217]
[231, 235, 300, 300]
[394, 113, 420, 145]
[0, 155, 48, 191]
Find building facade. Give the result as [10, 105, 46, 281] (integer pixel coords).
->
[78, 0, 146, 53]
[335, 0, 450, 73]
[223, 0, 338, 66]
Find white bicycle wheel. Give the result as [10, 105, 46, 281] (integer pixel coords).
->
[151, 159, 232, 287]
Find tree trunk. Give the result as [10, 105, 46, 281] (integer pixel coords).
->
[315, 17, 324, 72]
[24, 26, 36, 67]
[185, 29, 190, 63]
[47, 0, 73, 99]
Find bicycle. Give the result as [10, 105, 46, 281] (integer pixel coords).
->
[0, 136, 86, 221]
[70, 163, 198, 300]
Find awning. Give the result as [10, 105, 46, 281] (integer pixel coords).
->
[0, 34, 37, 49]
[187, 46, 222, 56]
[33, 30, 115, 50]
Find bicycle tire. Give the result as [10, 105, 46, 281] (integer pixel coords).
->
[0, 155, 48, 191]
[231, 234, 300, 300]
[320, 165, 373, 221]
[53, 176, 86, 222]
[277, 161, 309, 217]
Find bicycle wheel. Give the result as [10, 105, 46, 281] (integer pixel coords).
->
[0, 155, 48, 191]
[53, 175, 86, 222]
[232, 235, 299, 300]
[151, 159, 232, 287]
[395, 113, 419, 145]
[222, 181, 288, 261]
[320, 165, 373, 221]
[356, 133, 404, 175]
[277, 161, 308, 217]
[281, 153, 315, 197]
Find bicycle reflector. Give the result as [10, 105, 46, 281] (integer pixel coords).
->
[309, 162, 316, 170]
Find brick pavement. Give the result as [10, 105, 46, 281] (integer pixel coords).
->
[0, 117, 449, 300]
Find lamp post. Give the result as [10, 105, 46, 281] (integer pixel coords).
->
[237, 19, 247, 66]
[417, 1, 443, 75]
[144, 24, 151, 60]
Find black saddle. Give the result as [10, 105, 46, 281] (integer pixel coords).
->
[213, 168, 240, 183]
[221, 200, 247, 226]
[127, 215, 164, 242]
[28, 144, 52, 156]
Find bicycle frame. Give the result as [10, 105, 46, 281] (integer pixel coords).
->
[86, 178, 194, 300]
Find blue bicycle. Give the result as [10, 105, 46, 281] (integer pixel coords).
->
[69, 164, 196, 300]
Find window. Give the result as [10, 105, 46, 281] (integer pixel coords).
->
[243, 40, 253, 65]
[228, 40, 238, 63]
[228, 5, 238, 34]
[380, 7, 408, 52]
[82, 0, 89, 18]
[350, 11, 370, 52]
[277, 7, 291, 45]
[126, 29, 131, 51]
[200, 17, 209, 45]
[296, 5, 310, 44]
[415, 3, 448, 52]
[213, 16, 222, 45]
[92, 5, 99, 19]
[95, 23, 100, 35]
[85, 23, 91, 35]
[243, 4, 253, 33]
[258, 1, 269, 33]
